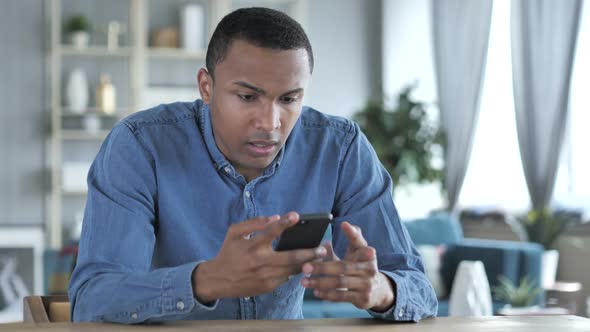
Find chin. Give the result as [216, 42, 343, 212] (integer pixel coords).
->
[252, 158, 275, 169]
[247, 155, 276, 169]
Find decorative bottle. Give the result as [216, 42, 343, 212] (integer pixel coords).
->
[96, 74, 116, 115]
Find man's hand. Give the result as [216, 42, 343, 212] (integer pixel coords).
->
[300, 221, 395, 312]
[192, 212, 327, 303]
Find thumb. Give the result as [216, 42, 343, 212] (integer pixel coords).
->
[341, 221, 368, 250]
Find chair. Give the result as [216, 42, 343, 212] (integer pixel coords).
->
[23, 295, 70, 323]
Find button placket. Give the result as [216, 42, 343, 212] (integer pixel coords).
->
[241, 296, 255, 319]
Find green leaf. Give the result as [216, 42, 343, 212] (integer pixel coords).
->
[352, 84, 446, 194]
[492, 275, 542, 307]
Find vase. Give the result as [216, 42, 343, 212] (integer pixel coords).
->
[448, 260, 493, 316]
[70, 31, 89, 49]
[541, 249, 559, 288]
[65, 68, 89, 114]
[181, 4, 204, 50]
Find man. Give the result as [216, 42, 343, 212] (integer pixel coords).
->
[68, 7, 437, 323]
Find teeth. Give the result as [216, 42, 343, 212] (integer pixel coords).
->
[253, 143, 268, 147]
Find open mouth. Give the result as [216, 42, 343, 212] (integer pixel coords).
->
[246, 141, 278, 157]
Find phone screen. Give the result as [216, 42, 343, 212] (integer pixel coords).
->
[275, 213, 333, 251]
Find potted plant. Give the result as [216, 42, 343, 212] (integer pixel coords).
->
[64, 14, 91, 49]
[493, 275, 542, 313]
[517, 209, 580, 288]
[352, 84, 446, 192]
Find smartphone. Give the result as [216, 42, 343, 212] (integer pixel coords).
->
[275, 213, 333, 251]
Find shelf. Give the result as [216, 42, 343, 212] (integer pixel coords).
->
[61, 108, 126, 117]
[47, 0, 308, 249]
[61, 190, 88, 197]
[60, 45, 133, 57]
[148, 47, 206, 60]
[61, 130, 110, 141]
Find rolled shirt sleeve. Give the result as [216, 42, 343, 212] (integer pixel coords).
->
[68, 123, 217, 323]
[332, 123, 438, 322]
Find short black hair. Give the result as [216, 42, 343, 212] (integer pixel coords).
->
[205, 7, 314, 78]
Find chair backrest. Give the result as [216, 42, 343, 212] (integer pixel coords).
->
[23, 295, 70, 323]
[404, 213, 464, 246]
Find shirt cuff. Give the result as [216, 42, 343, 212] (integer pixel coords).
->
[103, 261, 219, 323]
[163, 260, 219, 315]
[367, 270, 415, 321]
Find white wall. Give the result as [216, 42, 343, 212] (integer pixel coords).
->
[305, 0, 382, 118]
[0, 0, 45, 225]
[382, 0, 436, 106]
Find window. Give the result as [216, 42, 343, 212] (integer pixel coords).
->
[460, 1, 590, 213]
[554, 2, 590, 211]
[383, 0, 589, 218]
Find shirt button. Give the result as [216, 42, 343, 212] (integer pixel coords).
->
[224, 167, 231, 173]
[131, 313, 138, 320]
[398, 308, 405, 317]
[176, 301, 185, 310]
[244, 297, 250, 301]
[244, 191, 251, 198]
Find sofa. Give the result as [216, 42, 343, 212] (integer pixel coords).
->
[302, 213, 544, 318]
[402, 213, 544, 316]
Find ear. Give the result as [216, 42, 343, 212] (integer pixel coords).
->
[197, 68, 213, 104]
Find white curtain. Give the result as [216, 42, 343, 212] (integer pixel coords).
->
[432, 0, 493, 210]
[511, 0, 583, 209]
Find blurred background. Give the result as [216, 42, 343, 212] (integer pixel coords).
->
[0, 0, 589, 323]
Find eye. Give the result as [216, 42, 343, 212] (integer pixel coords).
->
[238, 94, 257, 102]
[279, 96, 298, 104]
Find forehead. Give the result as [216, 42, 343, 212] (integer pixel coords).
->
[214, 40, 311, 92]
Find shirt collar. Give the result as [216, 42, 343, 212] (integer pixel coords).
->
[195, 100, 286, 178]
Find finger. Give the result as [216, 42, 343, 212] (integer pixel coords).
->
[302, 260, 377, 277]
[256, 265, 302, 280]
[347, 246, 376, 262]
[301, 275, 368, 292]
[341, 221, 368, 250]
[254, 212, 299, 245]
[228, 215, 279, 239]
[268, 246, 327, 266]
[321, 242, 340, 261]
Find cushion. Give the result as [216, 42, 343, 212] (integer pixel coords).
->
[404, 214, 464, 246]
[417, 245, 447, 298]
[441, 240, 521, 293]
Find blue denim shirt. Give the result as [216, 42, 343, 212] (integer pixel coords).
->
[68, 100, 437, 323]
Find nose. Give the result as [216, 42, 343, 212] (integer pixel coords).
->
[255, 102, 281, 132]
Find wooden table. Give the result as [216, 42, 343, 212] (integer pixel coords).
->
[1, 316, 589, 332]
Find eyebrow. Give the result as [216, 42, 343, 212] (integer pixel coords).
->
[232, 81, 303, 96]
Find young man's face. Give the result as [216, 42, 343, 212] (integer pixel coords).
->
[198, 40, 311, 181]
